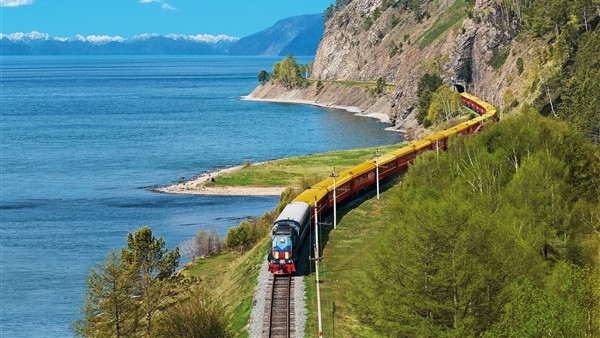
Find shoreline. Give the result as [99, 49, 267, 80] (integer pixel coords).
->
[150, 164, 286, 197]
[240, 95, 393, 124]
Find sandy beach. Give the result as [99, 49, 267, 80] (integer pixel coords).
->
[151, 164, 287, 196]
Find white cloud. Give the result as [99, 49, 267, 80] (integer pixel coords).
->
[138, 0, 175, 10]
[0, 0, 34, 7]
[161, 3, 175, 10]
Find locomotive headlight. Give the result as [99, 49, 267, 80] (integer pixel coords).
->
[274, 251, 279, 259]
[284, 251, 290, 259]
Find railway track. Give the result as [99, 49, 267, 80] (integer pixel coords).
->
[264, 275, 294, 338]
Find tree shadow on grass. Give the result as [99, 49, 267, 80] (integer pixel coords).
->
[295, 175, 401, 277]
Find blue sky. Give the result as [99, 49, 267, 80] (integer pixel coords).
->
[0, 0, 333, 38]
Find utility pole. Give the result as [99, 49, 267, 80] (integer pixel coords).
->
[375, 148, 381, 200]
[314, 197, 323, 337]
[330, 167, 338, 229]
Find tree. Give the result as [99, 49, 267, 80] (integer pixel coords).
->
[416, 73, 443, 125]
[120, 226, 180, 336]
[225, 220, 254, 253]
[195, 228, 210, 258]
[350, 113, 600, 336]
[73, 250, 139, 338]
[271, 54, 305, 88]
[485, 276, 585, 337]
[258, 70, 269, 84]
[426, 86, 460, 125]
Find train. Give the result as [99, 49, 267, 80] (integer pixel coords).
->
[267, 92, 497, 275]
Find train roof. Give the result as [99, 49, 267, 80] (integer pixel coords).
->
[389, 145, 416, 158]
[410, 139, 433, 151]
[293, 186, 328, 206]
[275, 201, 311, 225]
[378, 152, 397, 166]
[343, 160, 376, 178]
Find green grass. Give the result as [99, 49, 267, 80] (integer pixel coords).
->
[303, 180, 402, 337]
[418, 0, 468, 50]
[180, 144, 406, 337]
[213, 144, 404, 187]
[181, 239, 271, 337]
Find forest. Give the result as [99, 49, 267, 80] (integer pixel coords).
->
[350, 108, 600, 336]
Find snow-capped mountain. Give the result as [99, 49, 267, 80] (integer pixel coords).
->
[0, 31, 239, 55]
[0, 14, 323, 56]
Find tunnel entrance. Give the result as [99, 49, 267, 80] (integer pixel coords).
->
[454, 83, 465, 93]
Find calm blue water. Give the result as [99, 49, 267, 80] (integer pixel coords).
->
[0, 55, 399, 337]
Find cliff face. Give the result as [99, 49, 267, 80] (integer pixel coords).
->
[248, 0, 526, 136]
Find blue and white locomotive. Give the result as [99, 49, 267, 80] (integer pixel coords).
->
[267, 201, 311, 274]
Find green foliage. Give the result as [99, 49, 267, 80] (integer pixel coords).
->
[490, 45, 511, 70]
[350, 112, 600, 336]
[257, 70, 269, 84]
[225, 215, 274, 254]
[74, 227, 181, 337]
[316, 79, 324, 94]
[388, 41, 402, 57]
[416, 73, 443, 125]
[270, 54, 306, 89]
[324, 0, 353, 21]
[155, 288, 232, 338]
[516, 57, 524, 75]
[558, 28, 600, 145]
[121, 226, 180, 281]
[73, 250, 139, 338]
[485, 275, 586, 337]
[518, 0, 599, 144]
[425, 85, 461, 125]
[120, 226, 180, 335]
[390, 14, 400, 28]
[225, 220, 254, 253]
[362, 15, 374, 31]
[370, 77, 387, 96]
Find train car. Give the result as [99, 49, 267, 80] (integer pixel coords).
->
[424, 131, 450, 151]
[268, 201, 311, 274]
[267, 92, 498, 275]
[460, 92, 498, 122]
[346, 161, 377, 196]
[390, 145, 418, 169]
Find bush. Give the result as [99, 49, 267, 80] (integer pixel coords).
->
[516, 57, 524, 75]
[156, 288, 232, 338]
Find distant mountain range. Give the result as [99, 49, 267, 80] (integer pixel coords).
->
[0, 14, 323, 56]
[227, 14, 324, 56]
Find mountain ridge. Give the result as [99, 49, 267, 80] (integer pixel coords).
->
[0, 14, 323, 56]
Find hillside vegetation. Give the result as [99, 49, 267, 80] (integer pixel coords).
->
[348, 109, 600, 336]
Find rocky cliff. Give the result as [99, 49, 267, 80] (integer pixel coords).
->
[247, 0, 530, 137]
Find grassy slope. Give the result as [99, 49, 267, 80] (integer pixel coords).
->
[181, 239, 271, 337]
[213, 144, 402, 187]
[180, 143, 404, 337]
[303, 180, 401, 337]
